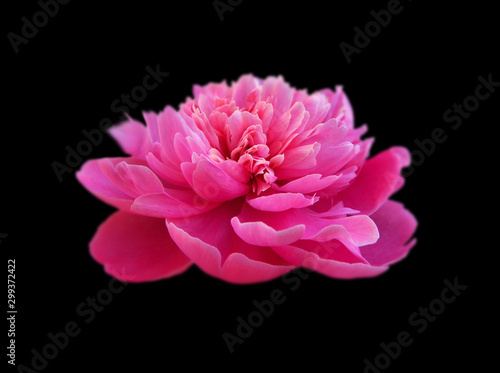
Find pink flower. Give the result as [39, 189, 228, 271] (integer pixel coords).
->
[77, 74, 417, 284]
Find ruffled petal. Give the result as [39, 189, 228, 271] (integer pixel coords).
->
[231, 74, 260, 110]
[246, 190, 319, 211]
[166, 199, 295, 284]
[181, 156, 250, 202]
[360, 200, 417, 266]
[320, 86, 354, 128]
[272, 174, 340, 194]
[108, 116, 150, 158]
[76, 159, 133, 212]
[273, 241, 387, 279]
[261, 76, 295, 126]
[90, 211, 192, 282]
[131, 189, 220, 218]
[232, 202, 377, 261]
[335, 147, 410, 215]
[231, 215, 306, 247]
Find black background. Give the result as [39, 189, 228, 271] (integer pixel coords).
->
[2, 0, 499, 372]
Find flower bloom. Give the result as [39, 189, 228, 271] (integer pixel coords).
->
[77, 74, 417, 284]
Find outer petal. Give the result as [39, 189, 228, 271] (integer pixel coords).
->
[90, 211, 192, 282]
[114, 163, 164, 196]
[335, 146, 410, 215]
[131, 190, 220, 218]
[273, 241, 387, 279]
[95, 157, 165, 199]
[360, 200, 417, 266]
[271, 200, 417, 279]
[232, 202, 377, 261]
[78, 157, 218, 219]
[166, 199, 295, 284]
[108, 116, 150, 158]
[231, 216, 305, 247]
[76, 159, 134, 212]
[305, 215, 379, 250]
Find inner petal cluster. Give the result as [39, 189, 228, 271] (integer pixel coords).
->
[181, 85, 281, 194]
[230, 124, 277, 194]
[176, 74, 369, 205]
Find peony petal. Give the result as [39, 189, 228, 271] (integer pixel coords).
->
[90, 211, 191, 282]
[273, 241, 387, 279]
[155, 106, 210, 173]
[261, 76, 295, 124]
[231, 215, 305, 247]
[98, 158, 165, 199]
[173, 132, 208, 163]
[272, 174, 340, 194]
[267, 102, 306, 151]
[304, 216, 376, 243]
[335, 147, 410, 215]
[115, 163, 164, 196]
[108, 116, 150, 158]
[272, 201, 416, 279]
[320, 86, 354, 128]
[181, 156, 250, 202]
[193, 80, 230, 102]
[301, 92, 331, 130]
[226, 110, 262, 152]
[313, 215, 380, 246]
[146, 146, 190, 188]
[277, 143, 321, 179]
[218, 159, 251, 184]
[76, 159, 133, 211]
[246, 191, 319, 211]
[316, 142, 358, 177]
[233, 202, 377, 261]
[232, 74, 260, 108]
[166, 199, 295, 284]
[131, 189, 220, 218]
[143, 111, 160, 143]
[360, 200, 417, 266]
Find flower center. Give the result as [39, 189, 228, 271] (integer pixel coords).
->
[183, 94, 281, 195]
[230, 125, 277, 194]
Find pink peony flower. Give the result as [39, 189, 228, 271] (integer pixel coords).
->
[77, 74, 417, 284]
